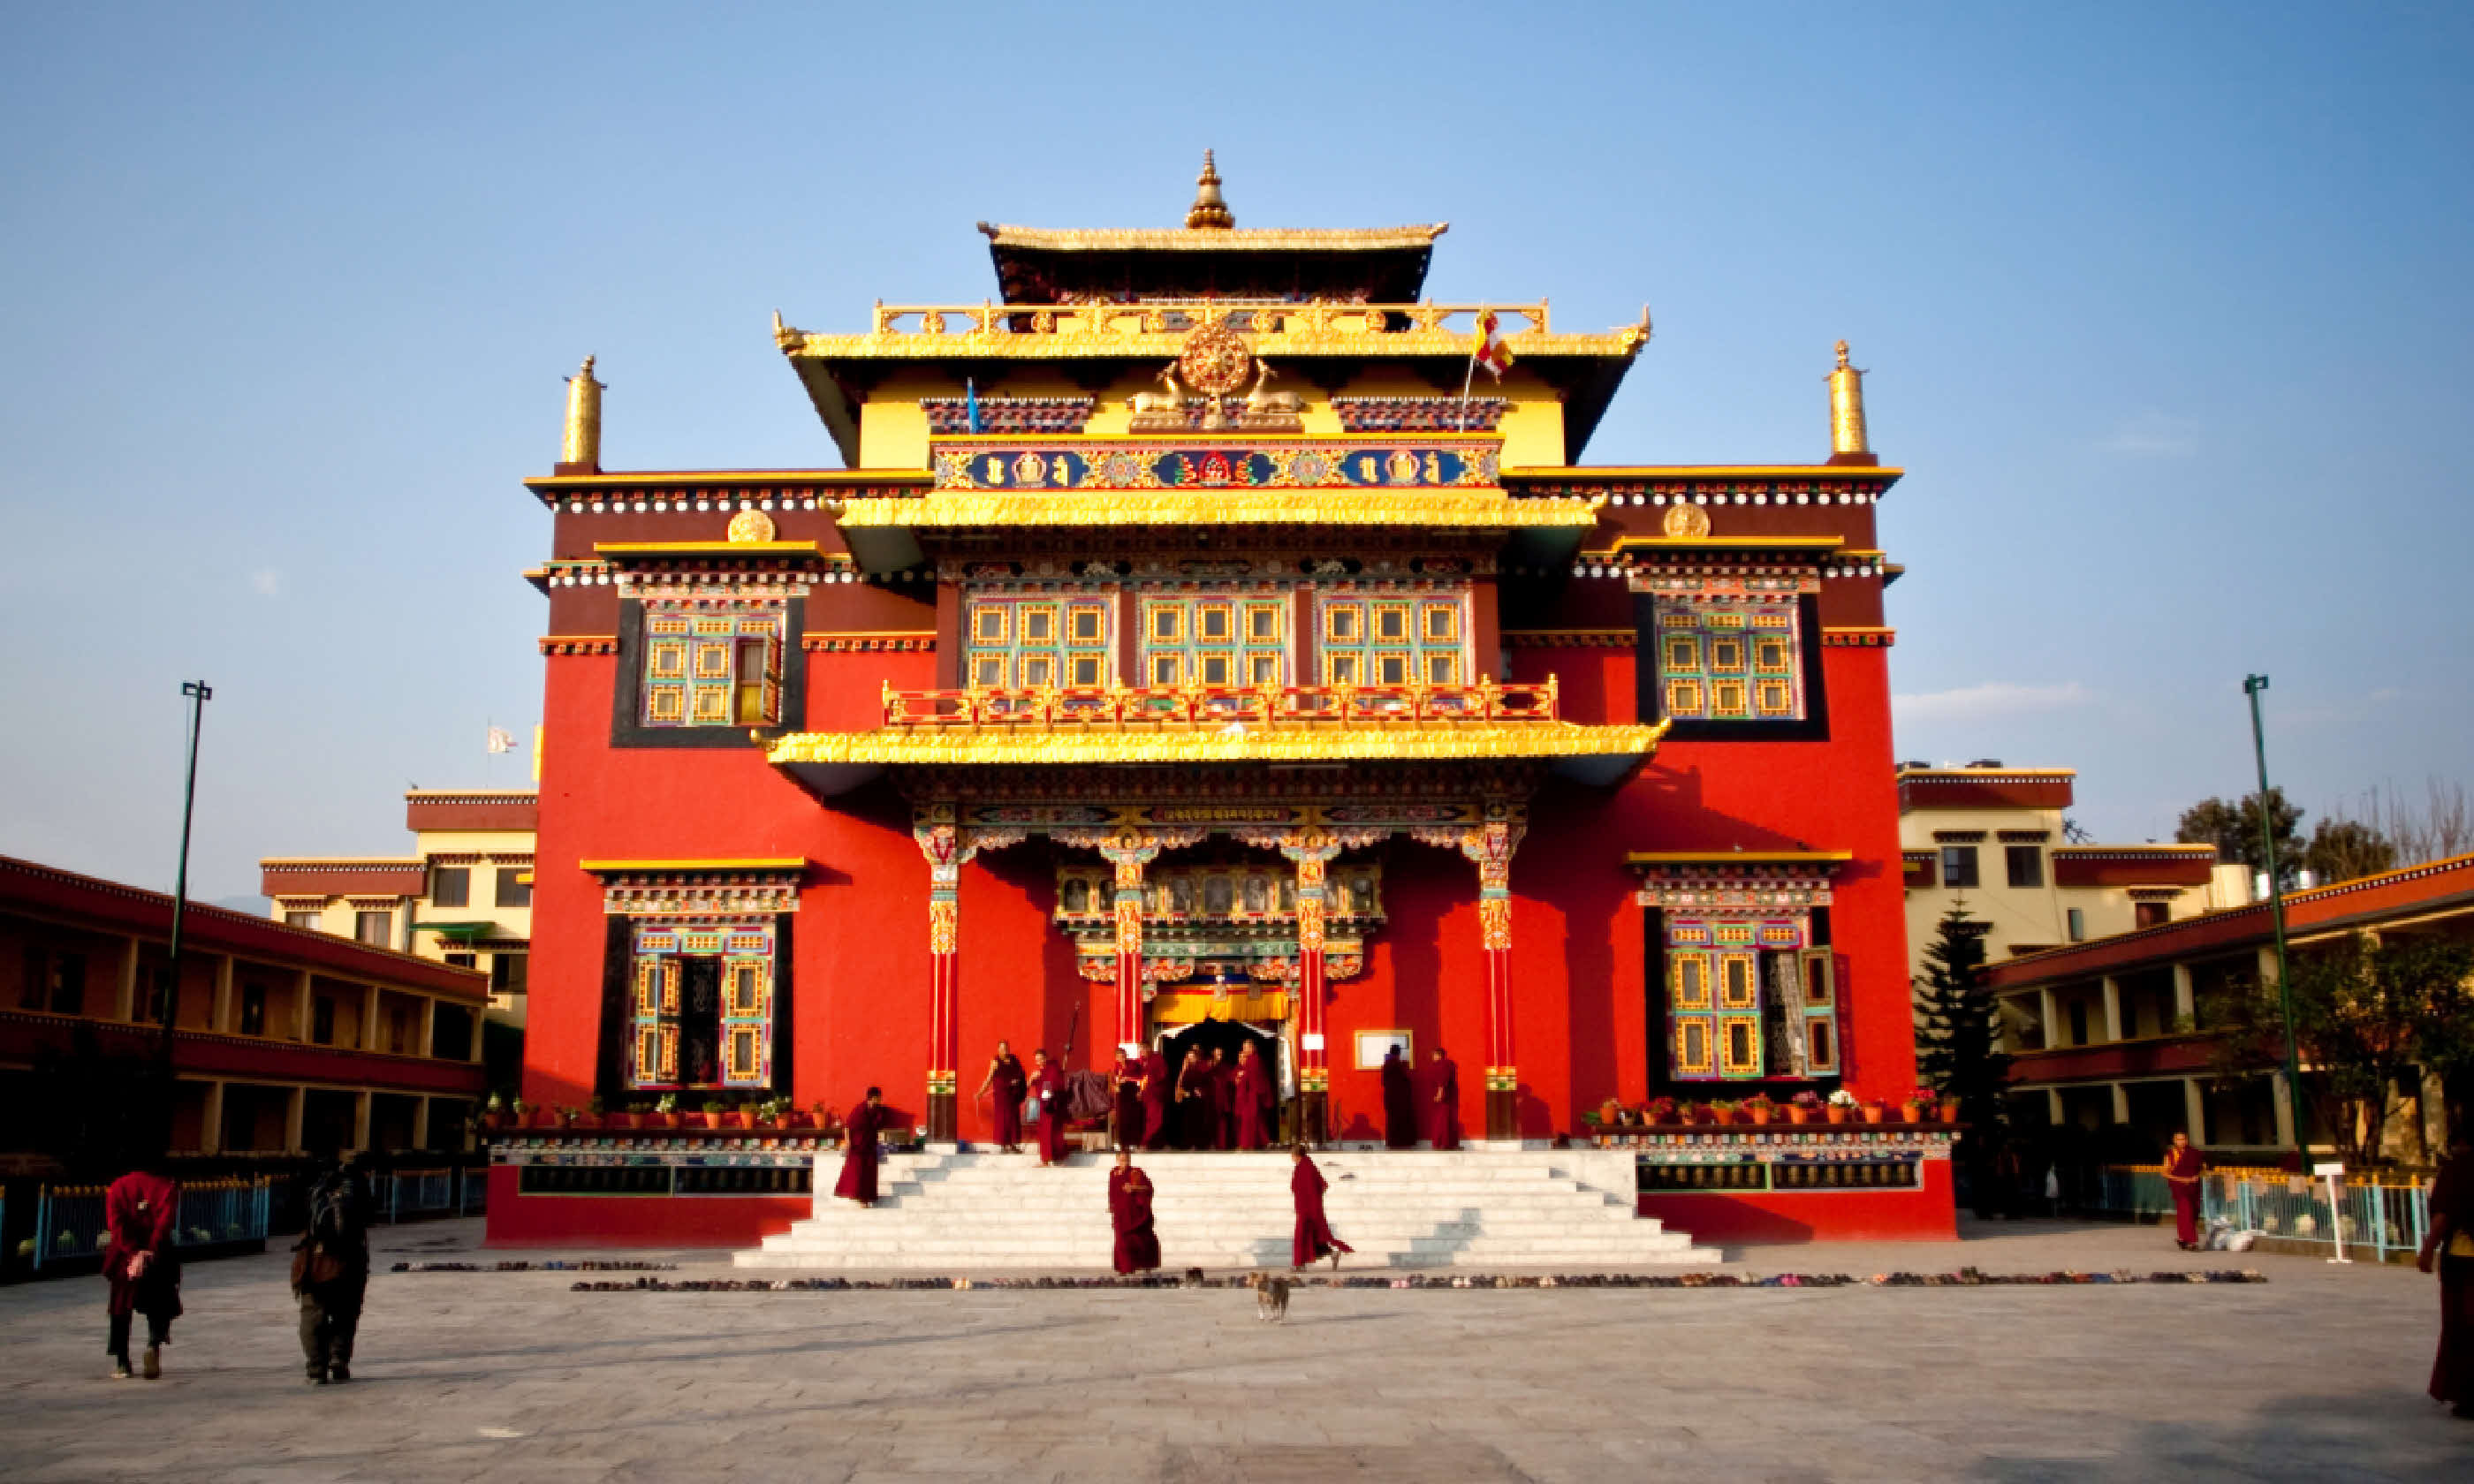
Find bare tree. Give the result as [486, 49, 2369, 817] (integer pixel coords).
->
[2321, 778, 2473, 871]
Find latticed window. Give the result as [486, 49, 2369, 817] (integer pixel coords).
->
[1140, 592, 1287, 687]
[1656, 599, 1802, 721]
[626, 923, 778, 1091]
[642, 602, 784, 726]
[1665, 917, 1838, 1081]
[1316, 589, 1468, 687]
[965, 593, 1113, 689]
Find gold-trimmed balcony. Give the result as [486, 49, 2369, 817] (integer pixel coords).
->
[766, 679, 1669, 796]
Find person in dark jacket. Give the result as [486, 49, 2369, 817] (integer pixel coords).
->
[293, 1155, 373, 1384]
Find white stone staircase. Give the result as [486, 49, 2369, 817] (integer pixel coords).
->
[734, 1147, 1716, 1272]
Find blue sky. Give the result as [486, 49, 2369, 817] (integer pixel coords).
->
[3, 2, 2469, 899]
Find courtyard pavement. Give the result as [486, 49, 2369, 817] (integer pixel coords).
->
[1, 1215, 2466, 1481]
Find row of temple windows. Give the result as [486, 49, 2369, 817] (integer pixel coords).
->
[618, 591, 1817, 731]
[965, 591, 1470, 691]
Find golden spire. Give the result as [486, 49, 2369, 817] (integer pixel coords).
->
[1184, 149, 1233, 231]
[1827, 339, 1871, 462]
[562, 355, 604, 473]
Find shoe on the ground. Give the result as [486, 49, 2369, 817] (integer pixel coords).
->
[141, 1345, 161, 1380]
[111, 1360, 133, 1380]
[329, 1365, 351, 1383]
[307, 1371, 329, 1385]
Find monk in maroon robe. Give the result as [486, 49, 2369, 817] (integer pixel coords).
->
[2163, 1132, 2205, 1249]
[1109, 1151, 1161, 1275]
[1290, 1146, 1353, 1269]
[1208, 1048, 1237, 1150]
[2420, 1127, 2474, 1417]
[1422, 1048, 1461, 1150]
[1380, 1043, 1415, 1149]
[833, 1087, 892, 1206]
[1031, 1049, 1071, 1166]
[1233, 1043, 1272, 1150]
[1111, 1048, 1145, 1150]
[1138, 1046, 1171, 1149]
[1176, 1049, 1214, 1149]
[102, 1162, 181, 1379]
[976, 1041, 1027, 1153]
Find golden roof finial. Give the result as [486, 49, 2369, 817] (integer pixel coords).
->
[1185, 149, 1234, 231]
[561, 354, 605, 473]
[1827, 339, 1871, 461]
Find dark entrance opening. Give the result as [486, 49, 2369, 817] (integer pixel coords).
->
[1159, 1018, 1280, 1149]
[679, 957, 722, 1087]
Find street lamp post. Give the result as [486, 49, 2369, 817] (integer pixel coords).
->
[2243, 674, 2303, 1161]
[161, 680, 213, 1049]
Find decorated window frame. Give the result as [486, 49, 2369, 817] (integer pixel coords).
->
[1139, 587, 1291, 690]
[1631, 580, 1828, 740]
[1659, 913, 1841, 1083]
[626, 920, 779, 1091]
[1315, 584, 1469, 688]
[964, 589, 1115, 690]
[612, 595, 806, 749]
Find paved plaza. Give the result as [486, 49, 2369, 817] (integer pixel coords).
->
[2, 1217, 2467, 1482]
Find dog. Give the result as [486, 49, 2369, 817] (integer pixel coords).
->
[1249, 1271, 1290, 1322]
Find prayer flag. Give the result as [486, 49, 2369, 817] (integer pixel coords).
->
[487, 726, 516, 753]
[1474, 309, 1515, 378]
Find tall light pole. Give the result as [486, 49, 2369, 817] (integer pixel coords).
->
[2243, 674, 2303, 1161]
[161, 680, 212, 1050]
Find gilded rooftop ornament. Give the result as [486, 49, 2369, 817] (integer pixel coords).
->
[1828, 339, 1870, 458]
[562, 355, 604, 473]
[1185, 149, 1234, 231]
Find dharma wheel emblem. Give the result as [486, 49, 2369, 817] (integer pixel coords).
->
[727, 508, 778, 543]
[1662, 502, 1711, 539]
[1177, 322, 1255, 396]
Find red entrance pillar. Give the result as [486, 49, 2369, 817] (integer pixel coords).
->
[1110, 852, 1145, 1059]
[914, 810, 966, 1141]
[1286, 840, 1341, 1144]
[1461, 812, 1525, 1141]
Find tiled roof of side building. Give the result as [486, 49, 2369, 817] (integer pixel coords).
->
[1983, 852, 2474, 989]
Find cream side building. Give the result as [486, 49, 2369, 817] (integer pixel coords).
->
[261, 791, 536, 1025]
[1898, 763, 2250, 978]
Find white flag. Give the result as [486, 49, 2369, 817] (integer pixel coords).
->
[486, 726, 516, 753]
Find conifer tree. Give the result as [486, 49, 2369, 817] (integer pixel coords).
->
[1912, 902, 2010, 1136]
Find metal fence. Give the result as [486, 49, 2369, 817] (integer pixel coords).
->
[368, 1166, 487, 1223]
[2081, 1164, 2433, 1262]
[28, 1177, 274, 1272]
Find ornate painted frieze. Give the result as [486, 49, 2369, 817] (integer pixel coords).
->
[930, 441, 1502, 493]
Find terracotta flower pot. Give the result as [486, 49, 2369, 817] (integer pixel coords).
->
[1861, 1104, 1888, 1124]
[1938, 1100, 1961, 1124]
[1825, 1106, 1850, 1124]
[1900, 1102, 1925, 1124]
[1748, 1108, 1773, 1125]
[482, 1112, 511, 1131]
[1786, 1107, 1812, 1124]
[649, 1112, 679, 1129]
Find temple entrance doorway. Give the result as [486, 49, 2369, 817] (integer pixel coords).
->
[1158, 1017, 1280, 1149]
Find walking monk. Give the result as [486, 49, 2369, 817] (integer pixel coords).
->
[1109, 1150, 1161, 1276]
[1138, 1041, 1171, 1150]
[1422, 1046, 1461, 1150]
[1031, 1048, 1072, 1166]
[1233, 1042, 1272, 1150]
[1111, 1045, 1145, 1150]
[101, 1156, 181, 1380]
[2163, 1131, 2205, 1250]
[1380, 1042, 1415, 1150]
[2420, 1123, 2474, 1419]
[1290, 1145, 1353, 1270]
[1208, 1047, 1237, 1150]
[976, 1040, 1028, 1154]
[833, 1086, 893, 1207]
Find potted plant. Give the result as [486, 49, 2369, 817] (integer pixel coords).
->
[483, 1092, 510, 1131]
[1860, 1096, 1889, 1124]
[1937, 1094, 1962, 1124]
[650, 1093, 679, 1129]
[1825, 1088, 1857, 1124]
[719, 1100, 751, 1130]
[586, 1094, 615, 1130]
[694, 1097, 726, 1130]
[1598, 1098, 1621, 1127]
[1743, 1093, 1777, 1126]
[1900, 1087, 1931, 1124]
[1704, 1099, 1738, 1125]
[510, 1097, 535, 1128]
[781, 1101, 813, 1130]
[1787, 1090, 1823, 1124]
[1644, 1095, 1679, 1127]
